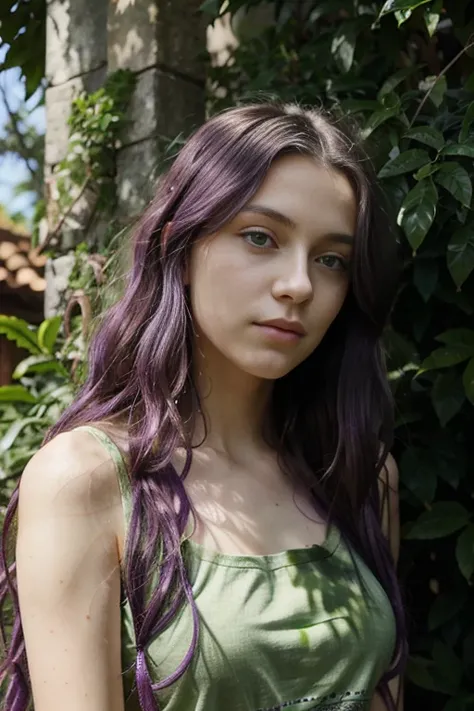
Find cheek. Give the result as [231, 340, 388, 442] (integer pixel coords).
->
[188, 245, 241, 335]
[307, 281, 349, 340]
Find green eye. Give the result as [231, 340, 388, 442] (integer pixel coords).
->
[317, 255, 348, 271]
[243, 231, 273, 248]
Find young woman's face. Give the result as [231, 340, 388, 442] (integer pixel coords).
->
[187, 154, 357, 381]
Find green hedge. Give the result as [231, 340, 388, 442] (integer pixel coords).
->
[203, 1, 474, 709]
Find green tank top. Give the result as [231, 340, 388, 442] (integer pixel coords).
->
[77, 426, 396, 711]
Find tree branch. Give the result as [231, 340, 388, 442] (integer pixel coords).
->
[0, 79, 39, 187]
[409, 38, 474, 128]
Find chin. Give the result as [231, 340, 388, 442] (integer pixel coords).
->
[236, 355, 301, 381]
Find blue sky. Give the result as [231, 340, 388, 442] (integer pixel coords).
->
[0, 44, 45, 223]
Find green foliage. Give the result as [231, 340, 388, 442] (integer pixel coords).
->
[49, 69, 136, 243]
[0, 229, 128, 490]
[0, 0, 46, 99]
[0, 315, 78, 492]
[204, 0, 474, 707]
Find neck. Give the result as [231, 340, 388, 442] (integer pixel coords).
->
[184, 340, 274, 460]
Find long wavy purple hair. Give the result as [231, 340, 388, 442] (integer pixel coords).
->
[0, 102, 407, 710]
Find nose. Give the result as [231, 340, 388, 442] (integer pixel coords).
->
[271, 253, 313, 304]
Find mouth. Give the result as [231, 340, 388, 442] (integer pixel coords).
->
[257, 319, 307, 337]
[254, 319, 306, 343]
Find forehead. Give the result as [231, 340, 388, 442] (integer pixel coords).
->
[249, 154, 357, 235]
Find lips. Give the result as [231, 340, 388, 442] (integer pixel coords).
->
[257, 319, 306, 336]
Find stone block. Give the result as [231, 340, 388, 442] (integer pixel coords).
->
[45, 66, 107, 166]
[44, 253, 75, 317]
[123, 66, 204, 146]
[46, 0, 107, 86]
[108, 0, 206, 81]
[115, 138, 160, 217]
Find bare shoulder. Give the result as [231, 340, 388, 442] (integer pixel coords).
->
[378, 450, 399, 492]
[16, 428, 126, 711]
[19, 427, 123, 523]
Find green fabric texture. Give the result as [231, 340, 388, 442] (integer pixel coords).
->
[76, 425, 396, 711]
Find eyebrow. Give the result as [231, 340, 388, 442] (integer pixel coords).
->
[240, 204, 355, 246]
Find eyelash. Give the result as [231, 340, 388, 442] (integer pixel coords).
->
[241, 230, 350, 271]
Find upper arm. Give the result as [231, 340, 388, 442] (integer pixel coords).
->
[16, 429, 126, 711]
[378, 451, 400, 566]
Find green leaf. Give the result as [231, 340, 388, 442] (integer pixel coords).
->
[405, 126, 445, 151]
[431, 372, 465, 427]
[199, 0, 222, 14]
[397, 178, 437, 251]
[0, 417, 47, 457]
[433, 641, 463, 692]
[414, 162, 439, 180]
[378, 66, 422, 100]
[428, 590, 467, 631]
[0, 316, 40, 355]
[0, 385, 38, 404]
[447, 226, 474, 288]
[413, 260, 438, 302]
[460, 100, 474, 143]
[435, 329, 474, 347]
[441, 141, 474, 158]
[405, 501, 471, 540]
[456, 525, 474, 580]
[378, 149, 431, 178]
[463, 357, 474, 404]
[378, 0, 431, 20]
[340, 99, 381, 114]
[362, 106, 400, 138]
[384, 327, 419, 370]
[443, 696, 474, 711]
[12, 355, 68, 380]
[37, 317, 62, 354]
[429, 75, 447, 108]
[400, 448, 437, 504]
[331, 22, 357, 73]
[406, 655, 438, 692]
[394, 9, 411, 25]
[424, 8, 440, 36]
[420, 345, 474, 372]
[435, 162, 472, 207]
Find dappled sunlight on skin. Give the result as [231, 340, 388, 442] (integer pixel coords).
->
[173, 448, 329, 558]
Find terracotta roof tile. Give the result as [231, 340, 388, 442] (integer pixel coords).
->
[0, 227, 46, 295]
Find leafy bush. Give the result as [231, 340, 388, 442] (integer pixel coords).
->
[0, 315, 76, 499]
[203, 1, 474, 709]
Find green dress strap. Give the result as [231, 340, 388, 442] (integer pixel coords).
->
[73, 424, 134, 529]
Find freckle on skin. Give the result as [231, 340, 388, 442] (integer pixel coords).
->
[86, 614, 91, 620]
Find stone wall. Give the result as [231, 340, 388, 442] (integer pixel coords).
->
[44, 0, 207, 316]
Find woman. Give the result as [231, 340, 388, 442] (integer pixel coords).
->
[0, 103, 407, 711]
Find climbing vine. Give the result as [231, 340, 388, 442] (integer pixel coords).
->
[39, 69, 136, 253]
